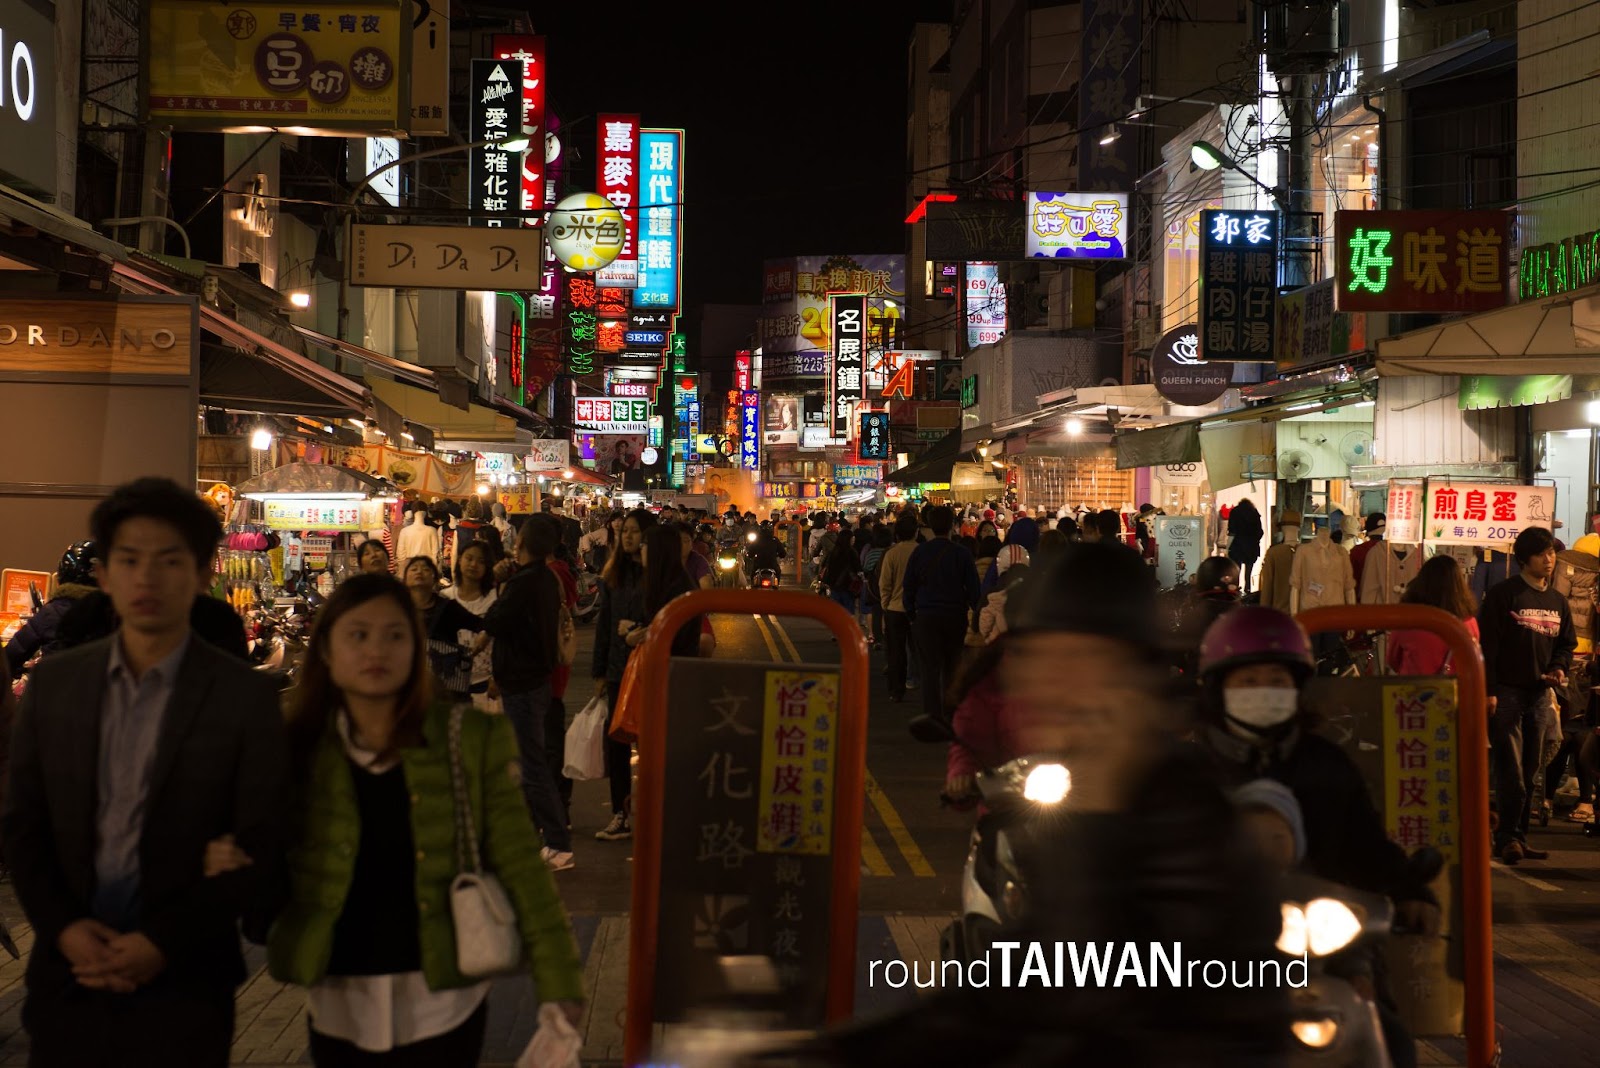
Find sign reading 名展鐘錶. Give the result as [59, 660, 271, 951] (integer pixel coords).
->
[470, 59, 522, 227]
[145, 0, 408, 135]
[1386, 480, 1423, 543]
[635, 129, 682, 309]
[830, 294, 866, 438]
[1423, 482, 1553, 546]
[1335, 210, 1510, 314]
[574, 397, 651, 435]
[1199, 209, 1278, 362]
[595, 113, 640, 287]
[1151, 323, 1229, 407]
[347, 223, 543, 289]
[965, 263, 1007, 349]
[0, 0, 56, 197]
[490, 35, 546, 223]
[1026, 192, 1128, 259]
[858, 412, 890, 460]
[525, 439, 570, 472]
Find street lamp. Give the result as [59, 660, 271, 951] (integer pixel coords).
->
[336, 134, 531, 341]
[1190, 139, 1288, 214]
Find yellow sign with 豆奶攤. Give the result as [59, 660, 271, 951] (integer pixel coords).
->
[144, 1, 408, 135]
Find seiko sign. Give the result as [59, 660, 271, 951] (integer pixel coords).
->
[0, 0, 56, 197]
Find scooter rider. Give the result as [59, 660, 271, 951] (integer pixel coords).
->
[815, 542, 1286, 1068]
[2, 541, 100, 676]
[1194, 605, 1441, 1068]
[744, 522, 785, 582]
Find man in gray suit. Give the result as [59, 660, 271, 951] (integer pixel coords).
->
[2, 477, 289, 1067]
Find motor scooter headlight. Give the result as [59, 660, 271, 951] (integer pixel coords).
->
[747, 532, 758, 543]
[1277, 898, 1362, 957]
[1022, 763, 1070, 804]
[718, 557, 737, 570]
[1290, 1016, 1339, 1049]
[1276, 903, 1307, 957]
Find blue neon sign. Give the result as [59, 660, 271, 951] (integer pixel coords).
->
[634, 129, 681, 310]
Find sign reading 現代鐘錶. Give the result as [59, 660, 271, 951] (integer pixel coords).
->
[635, 129, 682, 309]
[1335, 210, 1510, 314]
[1199, 209, 1278, 362]
[347, 223, 543, 289]
[1423, 482, 1553, 546]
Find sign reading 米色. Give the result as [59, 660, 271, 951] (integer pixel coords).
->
[1519, 227, 1600, 302]
[1334, 210, 1510, 314]
[1199, 209, 1279, 362]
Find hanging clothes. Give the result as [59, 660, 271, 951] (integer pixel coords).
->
[1358, 543, 1421, 606]
[1289, 534, 1356, 610]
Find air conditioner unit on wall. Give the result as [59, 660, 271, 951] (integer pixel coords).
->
[1263, 1, 1339, 76]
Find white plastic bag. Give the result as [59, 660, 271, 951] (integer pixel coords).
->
[562, 693, 608, 780]
[516, 1002, 582, 1068]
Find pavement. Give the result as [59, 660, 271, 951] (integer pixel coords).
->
[1, 594, 1599, 1064]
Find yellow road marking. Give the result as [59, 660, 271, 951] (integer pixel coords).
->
[768, 615, 803, 663]
[751, 614, 783, 662]
[860, 825, 893, 876]
[865, 770, 935, 877]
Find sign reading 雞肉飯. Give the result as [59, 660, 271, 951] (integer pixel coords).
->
[1199, 209, 1278, 362]
[1335, 210, 1510, 314]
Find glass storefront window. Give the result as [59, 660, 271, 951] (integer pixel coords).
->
[1312, 107, 1381, 280]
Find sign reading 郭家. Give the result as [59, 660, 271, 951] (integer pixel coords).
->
[1424, 482, 1553, 546]
[595, 113, 640, 287]
[636, 129, 682, 309]
[0, 0, 56, 197]
[469, 59, 521, 227]
[1200, 209, 1278, 361]
[1335, 210, 1510, 314]
[490, 35, 547, 224]
[830, 294, 866, 438]
[1026, 192, 1128, 259]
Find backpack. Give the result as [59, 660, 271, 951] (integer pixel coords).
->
[1553, 548, 1600, 653]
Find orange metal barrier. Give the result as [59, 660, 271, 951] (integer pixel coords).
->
[619, 589, 870, 1067]
[1297, 604, 1494, 1068]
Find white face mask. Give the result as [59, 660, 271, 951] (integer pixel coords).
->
[1223, 687, 1300, 729]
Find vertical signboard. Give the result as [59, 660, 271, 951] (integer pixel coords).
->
[1199, 209, 1279, 361]
[1078, 0, 1141, 190]
[830, 294, 866, 438]
[409, 1, 449, 135]
[1386, 480, 1423, 544]
[469, 59, 521, 226]
[636, 129, 682, 309]
[858, 412, 890, 461]
[740, 391, 761, 471]
[965, 263, 1007, 348]
[491, 35, 548, 223]
[734, 351, 751, 391]
[563, 274, 599, 384]
[596, 113, 640, 288]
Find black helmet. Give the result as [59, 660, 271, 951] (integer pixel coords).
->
[59, 540, 99, 586]
[1010, 541, 1157, 652]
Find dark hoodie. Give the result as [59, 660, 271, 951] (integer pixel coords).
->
[3, 583, 100, 675]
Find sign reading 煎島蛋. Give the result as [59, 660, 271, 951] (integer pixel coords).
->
[1423, 482, 1552, 546]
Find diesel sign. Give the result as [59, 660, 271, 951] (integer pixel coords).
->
[0, 0, 56, 198]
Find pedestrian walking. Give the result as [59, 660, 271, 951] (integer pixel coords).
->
[901, 505, 981, 727]
[2, 477, 289, 1067]
[821, 529, 862, 615]
[442, 541, 500, 711]
[403, 556, 484, 702]
[256, 572, 583, 1065]
[591, 508, 655, 841]
[481, 520, 575, 870]
[877, 512, 920, 702]
[1227, 498, 1264, 596]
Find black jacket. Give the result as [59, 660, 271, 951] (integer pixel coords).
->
[2, 583, 98, 675]
[1478, 574, 1576, 692]
[481, 563, 560, 694]
[1196, 723, 1437, 906]
[2, 636, 288, 993]
[592, 566, 645, 685]
[54, 590, 250, 662]
[821, 743, 1286, 1067]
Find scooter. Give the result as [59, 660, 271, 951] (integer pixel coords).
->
[248, 604, 311, 691]
[752, 569, 779, 590]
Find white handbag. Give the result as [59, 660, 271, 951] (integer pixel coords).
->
[447, 705, 525, 977]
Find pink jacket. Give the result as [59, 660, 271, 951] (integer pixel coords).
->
[947, 670, 1024, 781]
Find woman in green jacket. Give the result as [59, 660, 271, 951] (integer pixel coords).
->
[212, 572, 583, 1065]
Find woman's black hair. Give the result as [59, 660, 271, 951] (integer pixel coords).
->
[978, 535, 1003, 559]
[90, 477, 224, 566]
[453, 539, 498, 590]
[604, 508, 656, 589]
[1401, 553, 1477, 619]
[402, 555, 440, 582]
[643, 523, 690, 616]
[356, 539, 390, 568]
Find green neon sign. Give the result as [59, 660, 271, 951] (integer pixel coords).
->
[1346, 228, 1394, 294]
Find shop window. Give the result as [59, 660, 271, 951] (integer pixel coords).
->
[1311, 107, 1379, 279]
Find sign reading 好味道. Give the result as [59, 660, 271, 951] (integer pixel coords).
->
[1335, 210, 1510, 314]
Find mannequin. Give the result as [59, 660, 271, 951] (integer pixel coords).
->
[396, 507, 439, 569]
[1359, 539, 1421, 606]
[1288, 518, 1356, 614]
[1258, 510, 1302, 613]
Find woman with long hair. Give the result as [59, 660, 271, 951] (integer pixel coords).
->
[1389, 554, 1479, 676]
[821, 528, 861, 615]
[590, 508, 655, 841]
[249, 573, 583, 1065]
[627, 525, 702, 657]
[401, 556, 483, 701]
[442, 541, 499, 709]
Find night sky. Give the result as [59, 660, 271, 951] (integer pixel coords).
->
[533, 2, 951, 312]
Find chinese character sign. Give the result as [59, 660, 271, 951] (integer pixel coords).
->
[145, 1, 406, 134]
[563, 273, 598, 379]
[833, 463, 880, 486]
[469, 60, 523, 227]
[490, 35, 547, 224]
[574, 397, 651, 433]
[758, 671, 839, 854]
[966, 262, 1007, 348]
[263, 499, 364, 531]
[1424, 482, 1554, 546]
[1026, 192, 1129, 259]
[635, 129, 682, 309]
[1386, 480, 1423, 544]
[740, 391, 760, 471]
[734, 352, 751, 392]
[830, 294, 866, 438]
[1382, 682, 1459, 866]
[1200, 209, 1279, 361]
[1335, 210, 1510, 313]
[859, 412, 890, 460]
[595, 113, 640, 286]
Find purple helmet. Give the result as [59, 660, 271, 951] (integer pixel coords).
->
[1197, 605, 1314, 684]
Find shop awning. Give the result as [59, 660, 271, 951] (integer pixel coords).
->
[0, 183, 131, 269]
[234, 461, 396, 499]
[367, 377, 521, 442]
[886, 429, 969, 485]
[1115, 421, 1202, 470]
[1457, 374, 1573, 410]
[1201, 422, 1277, 492]
[1375, 283, 1600, 377]
[200, 342, 362, 418]
[549, 466, 609, 487]
[294, 326, 437, 390]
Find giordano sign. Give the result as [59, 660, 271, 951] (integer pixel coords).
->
[0, 297, 198, 375]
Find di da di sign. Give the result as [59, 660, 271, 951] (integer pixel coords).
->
[1200, 210, 1278, 362]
